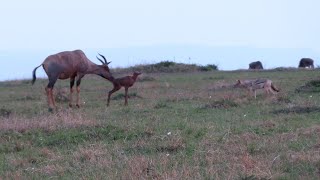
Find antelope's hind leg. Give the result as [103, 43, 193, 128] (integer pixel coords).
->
[46, 77, 58, 112]
[107, 85, 121, 106]
[45, 87, 54, 112]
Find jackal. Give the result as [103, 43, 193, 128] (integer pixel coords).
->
[234, 79, 279, 98]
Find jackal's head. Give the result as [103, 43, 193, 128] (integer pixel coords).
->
[234, 80, 244, 88]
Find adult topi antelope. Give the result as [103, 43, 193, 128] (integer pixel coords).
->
[32, 50, 112, 111]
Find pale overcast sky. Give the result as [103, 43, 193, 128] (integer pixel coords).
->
[0, 0, 320, 80]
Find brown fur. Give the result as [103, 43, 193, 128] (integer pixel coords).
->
[234, 79, 279, 99]
[32, 50, 112, 111]
[107, 72, 142, 106]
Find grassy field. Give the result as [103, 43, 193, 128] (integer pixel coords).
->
[0, 69, 320, 179]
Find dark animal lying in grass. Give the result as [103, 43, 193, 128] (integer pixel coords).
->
[249, 61, 264, 70]
[107, 72, 142, 106]
[298, 58, 314, 68]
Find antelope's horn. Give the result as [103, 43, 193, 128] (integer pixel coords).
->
[96, 56, 105, 65]
[98, 53, 108, 64]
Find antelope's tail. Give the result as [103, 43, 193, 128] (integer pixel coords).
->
[32, 64, 42, 85]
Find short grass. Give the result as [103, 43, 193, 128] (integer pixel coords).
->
[0, 69, 320, 179]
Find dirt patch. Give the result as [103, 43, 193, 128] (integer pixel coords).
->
[54, 87, 69, 102]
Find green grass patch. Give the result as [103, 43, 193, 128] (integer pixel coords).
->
[1, 70, 320, 179]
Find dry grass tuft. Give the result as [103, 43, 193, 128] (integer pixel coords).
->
[202, 99, 238, 109]
[36, 164, 65, 176]
[288, 150, 320, 164]
[207, 80, 235, 91]
[39, 147, 60, 160]
[0, 110, 99, 132]
[54, 87, 69, 102]
[298, 125, 320, 137]
[274, 93, 291, 103]
[72, 143, 113, 169]
[144, 126, 155, 137]
[122, 156, 160, 179]
[4, 170, 23, 180]
[157, 136, 186, 153]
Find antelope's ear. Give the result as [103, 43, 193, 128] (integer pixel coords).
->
[237, 79, 241, 83]
[107, 61, 111, 65]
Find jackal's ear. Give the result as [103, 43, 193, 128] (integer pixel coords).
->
[237, 79, 241, 83]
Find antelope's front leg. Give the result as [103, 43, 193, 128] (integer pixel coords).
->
[69, 78, 75, 107]
[76, 86, 81, 108]
[69, 88, 74, 107]
[75, 76, 84, 108]
[124, 87, 129, 106]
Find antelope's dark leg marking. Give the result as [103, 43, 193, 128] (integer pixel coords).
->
[75, 75, 84, 108]
[69, 77, 75, 107]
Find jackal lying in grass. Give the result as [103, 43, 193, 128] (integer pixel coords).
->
[234, 79, 279, 98]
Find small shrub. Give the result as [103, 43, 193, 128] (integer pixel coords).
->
[272, 106, 320, 114]
[239, 175, 259, 180]
[154, 101, 169, 109]
[14, 95, 39, 101]
[0, 107, 12, 117]
[247, 143, 259, 155]
[276, 94, 291, 103]
[55, 88, 69, 102]
[273, 67, 297, 71]
[111, 61, 219, 73]
[199, 64, 218, 71]
[156, 136, 185, 153]
[296, 80, 320, 93]
[154, 61, 176, 68]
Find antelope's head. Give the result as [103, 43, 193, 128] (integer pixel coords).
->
[96, 53, 113, 80]
[133, 71, 142, 76]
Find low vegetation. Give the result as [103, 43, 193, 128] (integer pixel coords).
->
[0, 68, 319, 179]
[113, 60, 218, 74]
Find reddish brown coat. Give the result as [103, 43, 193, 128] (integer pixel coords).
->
[107, 72, 142, 106]
[32, 50, 112, 111]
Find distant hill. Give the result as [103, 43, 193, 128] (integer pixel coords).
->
[0, 45, 319, 81]
[112, 61, 218, 74]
